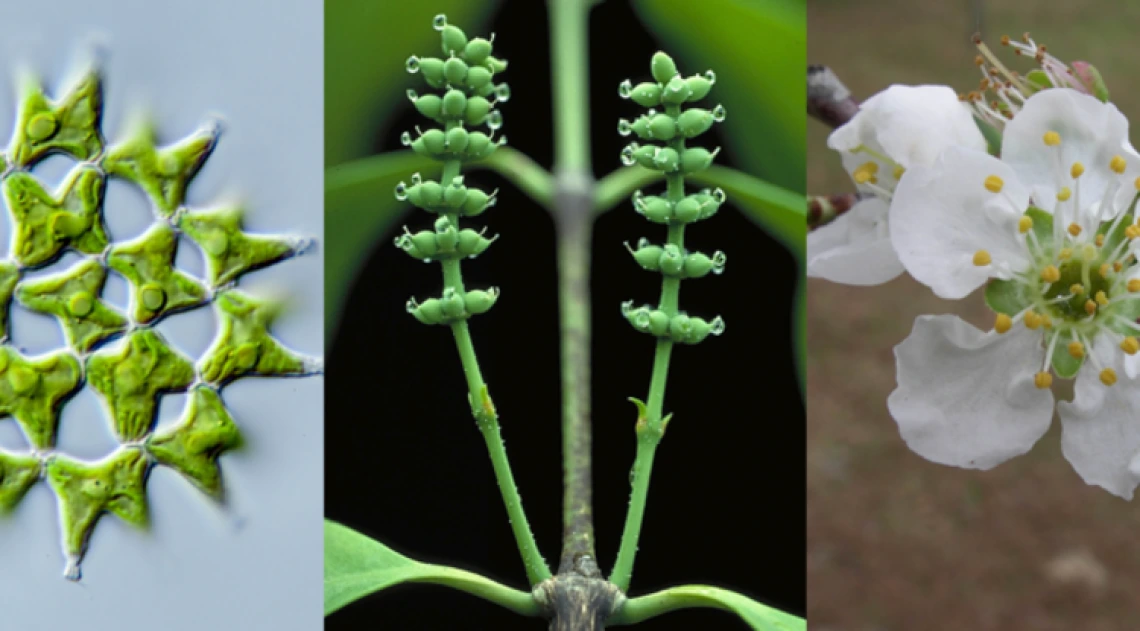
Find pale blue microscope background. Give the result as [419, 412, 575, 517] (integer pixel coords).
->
[0, 1, 323, 629]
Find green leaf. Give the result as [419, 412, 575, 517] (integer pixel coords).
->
[324, 520, 541, 617]
[1051, 331, 1084, 379]
[632, 0, 805, 196]
[325, 151, 439, 343]
[609, 584, 805, 630]
[325, 0, 501, 167]
[984, 279, 1033, 316]
[974, 115, 1002, 157]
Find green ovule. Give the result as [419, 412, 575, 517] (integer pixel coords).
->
[2, 166, 108, 267]
[86, 329, 196, 442]
[46, 448, 150, 581]
[17, 259, 127, 352]
[145, 386, 241, 500]
[177, 207, 302, 287]
[0, 262, 21, 339]
[8, 68, 103, 166]
[199, 290, 308, 385]
[0, 347, 82, 450]
[102, 117, 218, 218]
[107, 223, 207, 323]
[0, 450, 42, 511]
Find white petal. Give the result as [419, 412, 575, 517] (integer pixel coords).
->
[889, 146, 1032, 299]
[807, 198, 904, 285]
[1059, 336, 1140, 499]
[1003, 89, 1132, 212]
[828, 85, 987, 196]
[888, 314, 1054, 470]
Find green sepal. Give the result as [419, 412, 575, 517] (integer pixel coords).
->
[1051, 333, 1085, 379]
[1072, 62, 1110, 103]
[974, 115, 1002, 157]
[1024, 69, 1053, 93]
[983, 279, 1034, 316]
[1024, 206, 1054, 247]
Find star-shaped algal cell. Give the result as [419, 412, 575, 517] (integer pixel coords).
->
[106, 224, 207, 324]
[86, 329, 196, 443]
[178, 207, 307, 287]
[0, 348, 82, 450]
[0, 262, 20, 340]
[0, 450, 42, 511]
[102, 117, 218, 219]
[16, 259, 127, 353]
[3, 166, 108, 267]
[46, 447, 149, 581]
[145, 386, 240, 501]
[199, 290, 312, 385]
[7, 66, 103, 167]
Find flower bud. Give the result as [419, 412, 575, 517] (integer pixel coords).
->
[419, 180, 444, 206]
[445, 127, 469, 153]
[647, 113, 676, 141]
[421, 128, 447, 154]
[684, 74, 713, 101]
[409, 298, 445, 325]
[630, 115, 651, 138]
[419, 58, 446, 88]
[647, 310, 670, 336]
[673, 197, 701, 223]
[464, 287, 500, 315]
[661, 76, 692, 105]
[630, 82, 662, 107]
[414, 94, 443, 120]
[676, 108, 714, 138]
[444, 57, 468, 85]
[658, 244, 685, 276]
[483, 56, 508, 73]
[668, 313, 691, 341]
[440, 287, 466, 318]
[626, 239, 663, 270]
[464, 38, 493, 65]
[651, 147, 680, 172]
[465, 132, 492, 158]
[632, 144, 659, 169]
[462, 188, 492, 216]
[634, 194, 672, 224]
[441, 25, 468, 55]
[464, 96, 492, 125]
[442, 89, 468, 118]
[682, 250, 725, 278]
[456, 228, 495, 257]
[680, 147, 717, 174]
[650, 52, 677, 84]
[443, 182, 468, 208]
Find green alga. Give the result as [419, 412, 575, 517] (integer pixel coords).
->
[106, 223, 207, 323]
[145, 386, 241, 500]
[16, 259, 127, 352]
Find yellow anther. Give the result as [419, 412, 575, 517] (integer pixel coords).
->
[1071, 162, 1085, 178]
[1057, 186, 1072, 202]
[1040, 314, 1053, 329]
[853, 161, 879, 184]
[1043, 131, 1061, 146]
[1111, 155, 1127, 174]
[1068, 340, 1086, 358]
[1130, 279, 1140, 293]
[1034, 372, 1053, 389]
[1070, 283, 1085, 295]
[1101, 368, 1118, 386]
[1018, 216, 1033, 234]
[994, 313, 1013, 333]
[1096, 233, 1106, 247]
[1129, 225, 1140, 240]
[984, 175, 1004, 193]
[893, 164, 906, 180]
[1135, 176, 1140, 190]
[1040, 265, 1061, 282]
[1023, 311, 1041, 329]
[1123, 337, 1140, 355]
[1058, 247, 1073, 260]
[1096, 290, 1110, 306]
[973, 250, 992, 266]
[1116, 261, 1125, 272]
[1100, 263, 1112, 278]
[1068, 223, 1082, 237]
[1085, 299, 1098, 315]
[1082, 244, 1099, 261]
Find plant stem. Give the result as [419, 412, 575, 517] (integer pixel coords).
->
[548, 0, 601, 578]
[439, 156, 552, 586]
[609, 113, 687, 592]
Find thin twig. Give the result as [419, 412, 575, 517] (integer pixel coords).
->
[808, 193, 867, 231]
[807, 65, 858, 129]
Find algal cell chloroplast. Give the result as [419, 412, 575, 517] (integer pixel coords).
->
[0, 51, 321, 581]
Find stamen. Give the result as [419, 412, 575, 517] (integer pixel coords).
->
[1130, 279, 1140, 292]
[1085, 299, 1098, 315]
[1070, 283, 1085, 295]
[1024, 310, 1042, 330]
[1127, 225, 1140, 240]
[985, 175, 1004, 193]
[1116, 261, 1125, 272]
[1057, 186, 1072, 202]
[853, 161, 879, 184]
[1040, 265, 1061, 282]
[1068, 340, 1086, 358]
[1096, 234, 1106, 247]
[1111, 155, 1127, 174]
[1096, 290, 1110, 306]
[1058, 247, 1073, 261]
[1068, 223, 1082, 237]
[1034, 372, 1053, 389]
[973, 250, 993, 266]
[1043, 130, 1061, 146]
[1100, 368, 1118, 386]
[1071, 162, 1085, 178]
[1040, 313, 1054, 329]
[1122, 336, 1140, 355]
[994, 313, 1013, 333]
[893, 164, 906, 180]
[1018, 216, 1033, 234]
[1099, 263, 1112, 278]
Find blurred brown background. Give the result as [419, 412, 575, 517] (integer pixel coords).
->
[808, 1, 1140, 629]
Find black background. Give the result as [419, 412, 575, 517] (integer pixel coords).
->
[325, 0, 805, 628]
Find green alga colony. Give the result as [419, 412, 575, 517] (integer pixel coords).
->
[0, 58, 319, 580]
